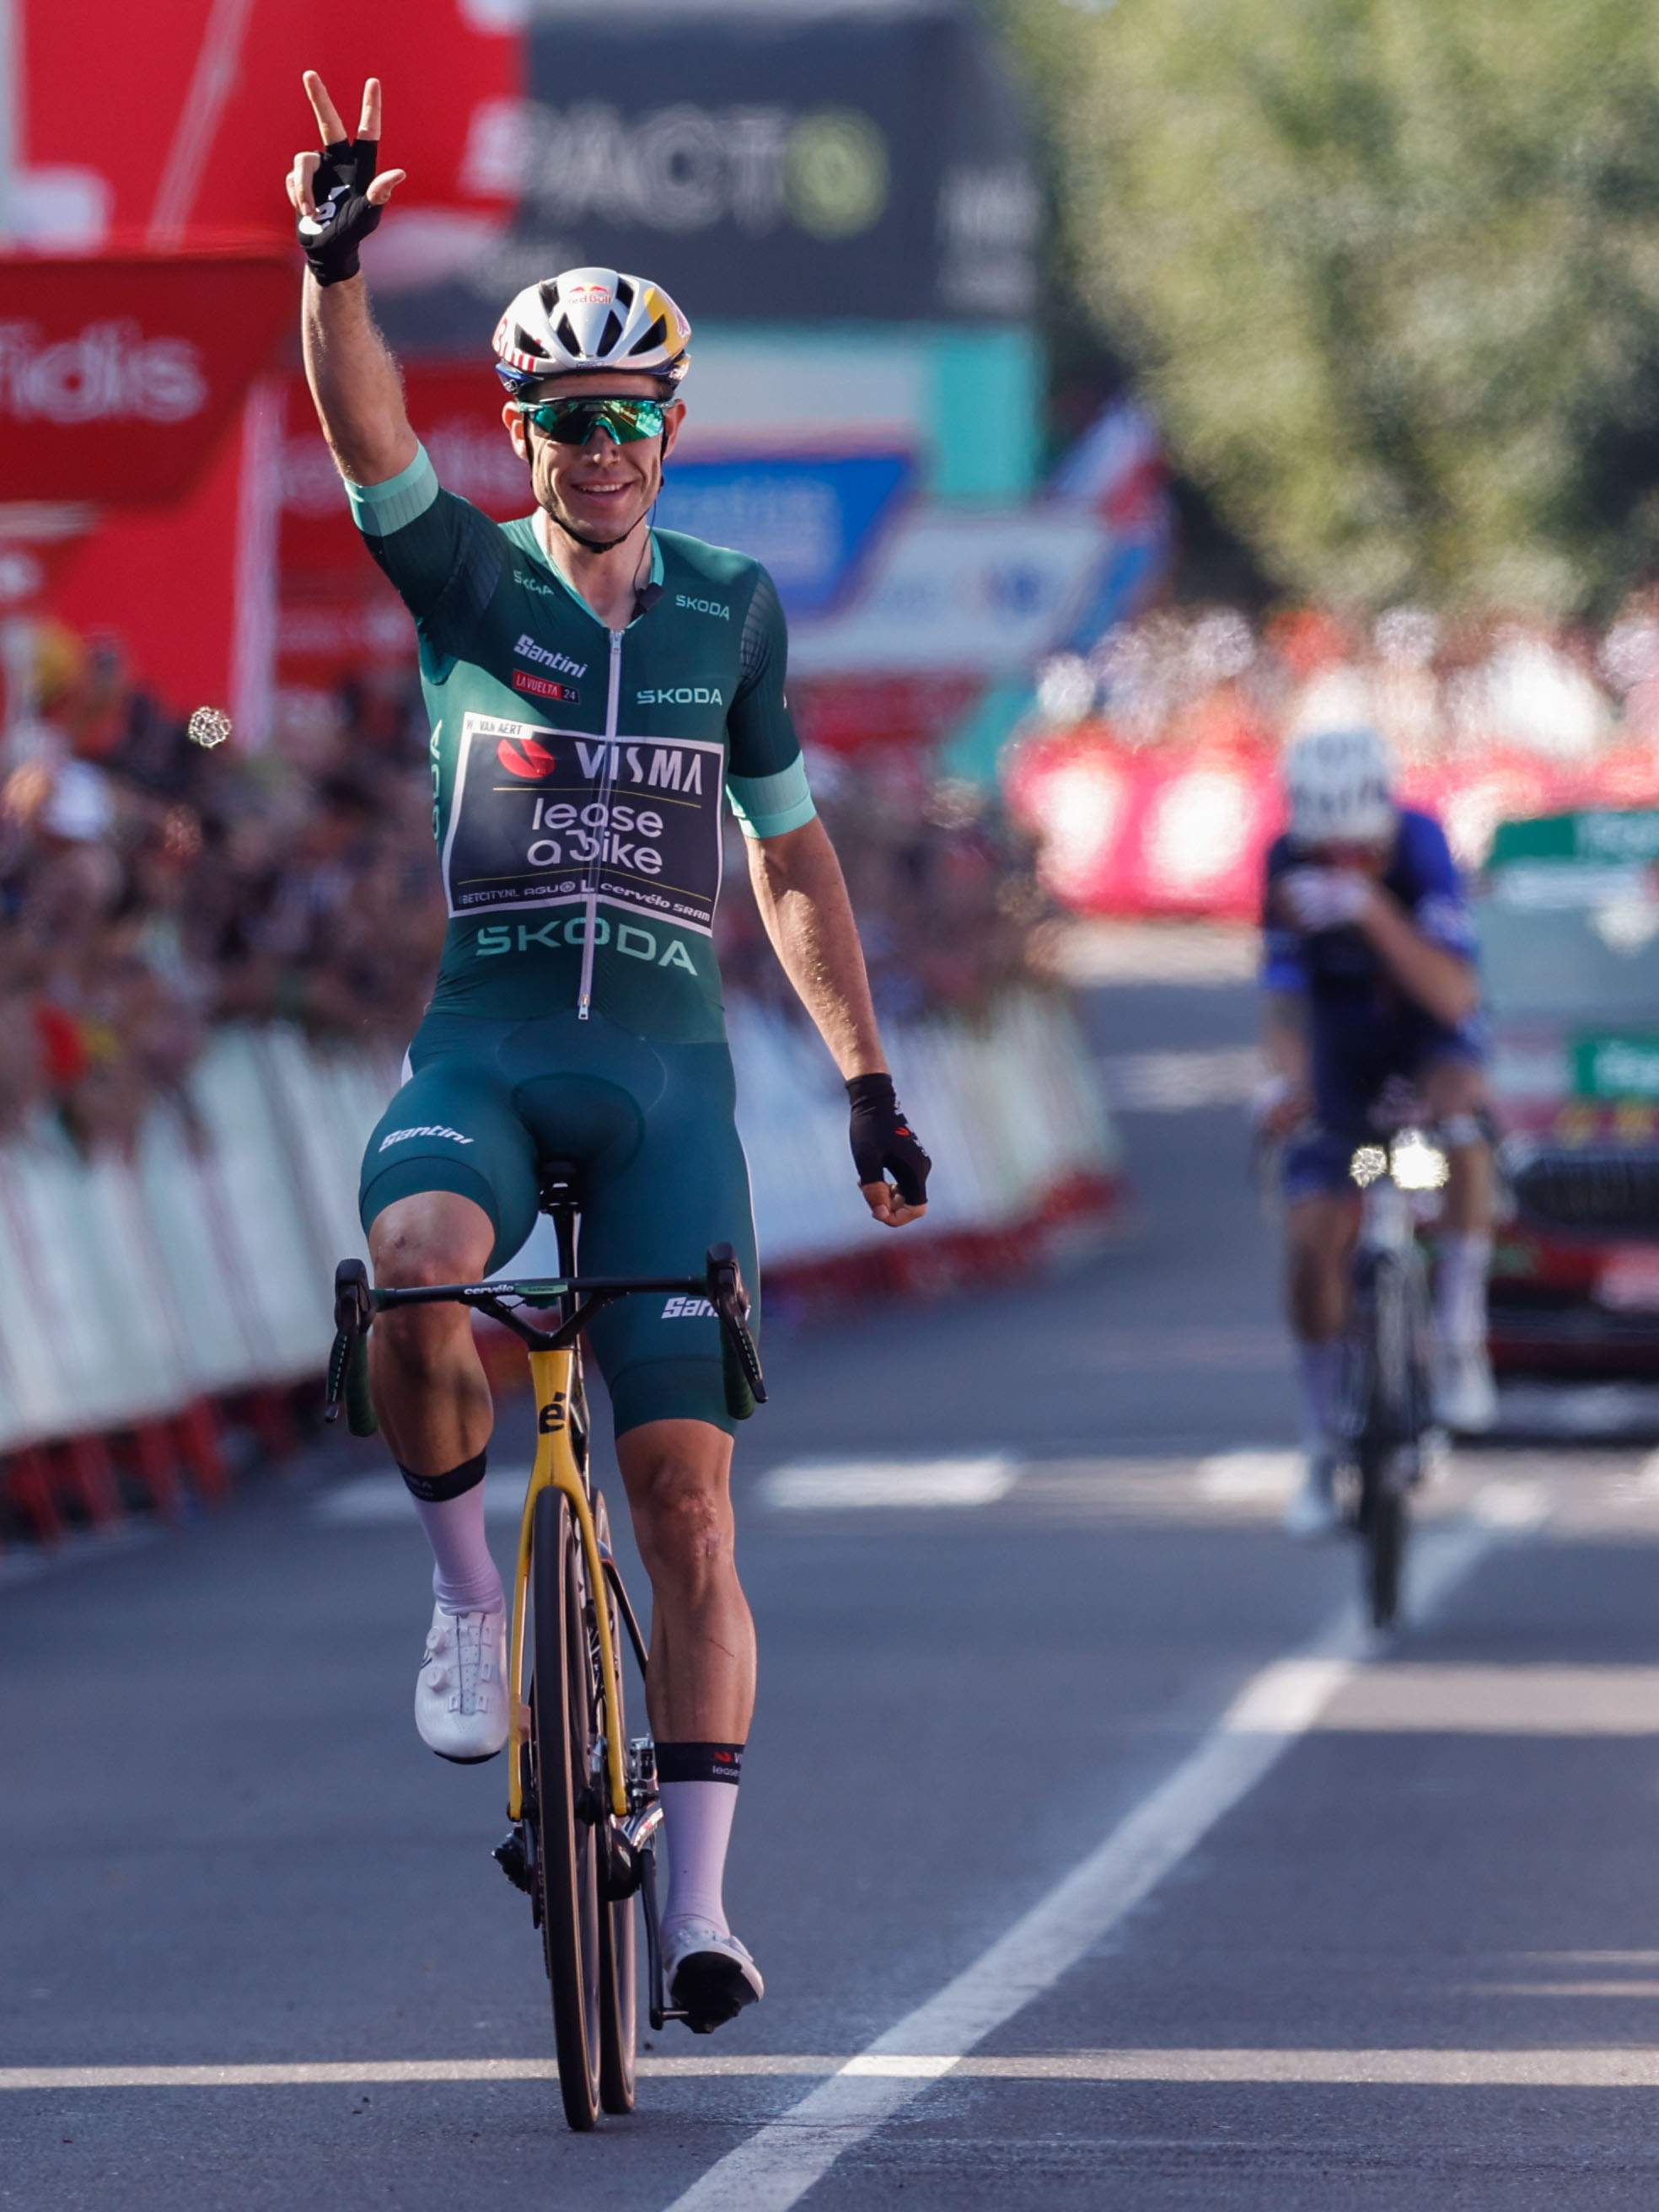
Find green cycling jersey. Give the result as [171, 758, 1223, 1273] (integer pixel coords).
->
[350, 443, 817, 1045]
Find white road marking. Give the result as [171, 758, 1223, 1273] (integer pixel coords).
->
[658, 1512, 1528, 2212]
[0, 1524, 157, 1586]
[12, 2044, 1657, 2091]
[1050, 919, 1258, 986]
[314, 1473, 530, 1526]
[1497, 1382, 1659, 1437]
[759, 1458, 1020, 1511]
[1096, 1045, 1262, 1113]
[1318, 1662, 1659, 1735]
[1196, 1447, 1299, 1501]
[1470, 1477, 1551, 1528]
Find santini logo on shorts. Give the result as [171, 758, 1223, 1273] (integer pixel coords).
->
[379, 1124, 475, 1153]
[661, 1295, 716, 1318]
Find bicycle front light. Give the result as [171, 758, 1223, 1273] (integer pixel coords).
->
[1391, 1131, 1450, 1193]
[1350, 1145, 1388, 1187]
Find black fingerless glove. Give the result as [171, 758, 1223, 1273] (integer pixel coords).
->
[847, 1073, 932, 1205]
[296, 133, 384, 286]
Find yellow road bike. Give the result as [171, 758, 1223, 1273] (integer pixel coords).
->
[325, 1162, 765, 2130]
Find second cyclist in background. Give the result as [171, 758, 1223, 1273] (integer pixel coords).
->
[1255, 725, 1498, 1539]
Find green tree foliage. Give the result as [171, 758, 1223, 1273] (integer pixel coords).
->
[1001, 0, 1659, 612]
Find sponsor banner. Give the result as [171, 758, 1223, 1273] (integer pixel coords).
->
[655, 453, 914, 616]
[46, 378, 282, 727]
[790, 507, 1113, 679]
[0, 511, 94, 615]
[443, 712, 724, 937]
[1490, 807, 1659, 868]
[0, 255, 293, 507]
[1573, 1035, 1659, 1103]
[1006, 735, 1659, 921]
[791, 673, 985, 754]
[376, 3, 1036, 342]
[16, 0, 519, 260]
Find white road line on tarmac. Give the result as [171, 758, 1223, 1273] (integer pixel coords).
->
[1095, 1045, 1263, 1113]
[314, 1472, 530, 1525]
[13, 2043, 1659, 2092]
[658, 1506, 1534, 2212]
[0, 1524, 157, 1586]
[760, 1458, 1021, 1511]
[1196, 1448, 1299, 1501]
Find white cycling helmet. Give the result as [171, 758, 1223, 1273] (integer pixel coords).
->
[1283, 725, 1397, 846]
[492, 267, 692, 396]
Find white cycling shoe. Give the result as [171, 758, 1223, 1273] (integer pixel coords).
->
[415, 1601, 509, 1764]
[662, 1919, 765, 2035]
[1283, 1442, 1345, 1541]
[1433, 1342, 1499, 1435]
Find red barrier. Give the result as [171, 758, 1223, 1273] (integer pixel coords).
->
[55, 1435, 123, 1529]
[4, 1448, 63, 1545]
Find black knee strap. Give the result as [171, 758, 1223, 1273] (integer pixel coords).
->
[398, 1448, 487, 1504]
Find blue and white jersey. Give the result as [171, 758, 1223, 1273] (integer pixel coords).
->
[1260, 806, 1479, 1046]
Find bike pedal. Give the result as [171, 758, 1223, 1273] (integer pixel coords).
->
[602, 1829, 643, 1902]
[493, 1823, 534, 1896]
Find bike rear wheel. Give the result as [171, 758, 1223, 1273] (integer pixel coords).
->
[593, 1492, 639, 2115]
[531, 1486, 604, 2131]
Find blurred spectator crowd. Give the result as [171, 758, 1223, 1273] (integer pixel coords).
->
[1033, 596, 1659, 766]
[0, 621, 1050, 1152]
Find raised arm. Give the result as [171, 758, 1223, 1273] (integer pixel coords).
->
[287, 73, 416, 486]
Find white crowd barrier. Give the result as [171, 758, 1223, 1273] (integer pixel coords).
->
[0, 991, 1118, 1455]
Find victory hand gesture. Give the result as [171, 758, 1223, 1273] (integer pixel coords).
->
[287, 73, 408, 287]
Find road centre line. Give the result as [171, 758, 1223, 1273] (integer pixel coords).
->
[659, 1507, 1533, 2212]
[10, 2045, 1659, 2091]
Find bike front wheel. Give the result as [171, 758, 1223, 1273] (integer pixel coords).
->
[531, 1486, 604, 2131]
[1356, 1447, 1408, 1630]
[593, 1491, 638, 2115]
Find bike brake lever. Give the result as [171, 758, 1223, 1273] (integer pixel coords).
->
[324, 1328, 352, 1421]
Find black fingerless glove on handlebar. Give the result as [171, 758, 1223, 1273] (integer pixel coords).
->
[296, 135, 384, 286]
[846, 1073, 932, 1205]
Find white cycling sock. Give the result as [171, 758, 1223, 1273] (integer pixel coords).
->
[658, 1744, 744, 1936]
[1436, 1231, 1492, 1349]
[1297, 1338, 1345, 1446]
[411, 1485, 503, 1615]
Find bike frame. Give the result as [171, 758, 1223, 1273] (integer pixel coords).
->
[507, 1344, 630, 1826]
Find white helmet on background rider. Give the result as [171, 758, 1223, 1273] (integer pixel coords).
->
[492, 266, 692, 396]
[1282, 725, 1398, 848]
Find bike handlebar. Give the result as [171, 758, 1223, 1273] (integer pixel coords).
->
[324, 1245, 767, 1435]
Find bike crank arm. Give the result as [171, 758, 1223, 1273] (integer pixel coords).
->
[641, 1840, 689, 2030]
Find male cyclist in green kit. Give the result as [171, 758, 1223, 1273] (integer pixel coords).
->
[288, 74, 932, 2033]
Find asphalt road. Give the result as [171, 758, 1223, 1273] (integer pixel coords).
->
[9, 964, 1659, 2209]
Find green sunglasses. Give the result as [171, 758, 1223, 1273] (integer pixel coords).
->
[517, 395, 668, 446]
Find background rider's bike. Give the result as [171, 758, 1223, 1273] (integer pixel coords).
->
[325, 1162, 765, 2132]
[1334, 1116, 1448, 1631]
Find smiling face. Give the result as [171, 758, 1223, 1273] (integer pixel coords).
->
[502, 370, 685, 545]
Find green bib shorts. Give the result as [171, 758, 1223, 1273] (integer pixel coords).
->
[360, 1008, 759, 1439]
